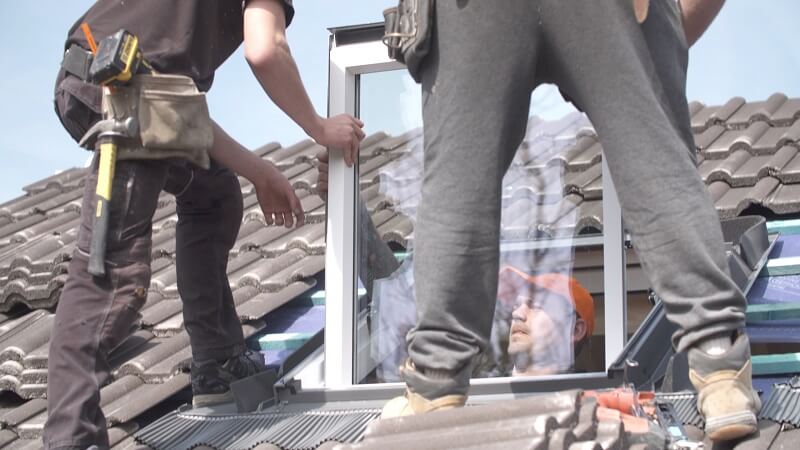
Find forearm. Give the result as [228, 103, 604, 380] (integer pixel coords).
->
[243, 0, 365, 165]
[209, 120, 269, 183]
[679, 0, 725, 47]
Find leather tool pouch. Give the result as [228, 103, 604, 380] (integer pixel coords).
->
[105, 74, 212, 169]
[383, 0, 435, 83]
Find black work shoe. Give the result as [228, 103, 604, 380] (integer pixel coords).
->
[191, 350, 267, 407]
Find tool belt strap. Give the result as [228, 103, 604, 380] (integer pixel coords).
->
[61, 44, 94, 81]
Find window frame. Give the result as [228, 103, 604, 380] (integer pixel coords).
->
[324, 31, 628, 389]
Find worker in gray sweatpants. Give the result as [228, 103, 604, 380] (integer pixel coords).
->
[382, 0, 760, 442]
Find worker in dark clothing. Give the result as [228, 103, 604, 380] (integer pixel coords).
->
[383, 0, 760, 443]
[45, 1, 365, 449]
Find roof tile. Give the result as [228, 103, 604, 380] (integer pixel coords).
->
[727, 93, 789, 128]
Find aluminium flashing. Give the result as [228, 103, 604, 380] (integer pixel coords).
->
[328, 22, 385, 48]
[136, 408, 381, 450]
[759, 377, 800, 426]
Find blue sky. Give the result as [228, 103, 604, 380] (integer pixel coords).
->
[0, 0, 798, 203]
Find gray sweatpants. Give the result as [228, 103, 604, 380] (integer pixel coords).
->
[405, 0, 748, 398]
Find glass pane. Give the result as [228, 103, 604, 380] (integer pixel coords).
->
[354, 71, 612, 384]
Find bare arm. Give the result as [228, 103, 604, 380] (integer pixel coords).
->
[243, 0, 364, 165]
[679, 0, 725, 47]
[209, 120, 304, 228]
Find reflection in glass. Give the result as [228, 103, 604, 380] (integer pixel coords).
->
[354, 72, 614, 384]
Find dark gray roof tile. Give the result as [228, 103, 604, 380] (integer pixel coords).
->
[699, 150, 752, 185]
[108, 330, 157, 369]
[254, 142, 282, 158]
[140, 296, 182, 328]
[714, 176, 781, 219]
[265, 140, 321, 169]
[237, 282, 312, 321]
[552, 199, 603, 237]
[772, 97, 800, 126]
[0, 214, 47, 246]
[372, 128, 424, 156]
[261, 225, 325, 257]
[689, 101, 712, 132]
[561, 137, 602, 172]
[0, 398, 46, 429]
[377, 214, 414, 247]
[705, 121, 771, 157]
[150, 227, 177, 259]
[2, 437, 42, 449]
[0, 429, 18, 447]
[231, 249, 307, 290]
[115, 333, 189, 379]
[708, 96, 747, 125]
[751, 145, 798, 181]
[289, 164, 320, 192]
[357, 132, 392, 159]
[690, 97, 746, 132]
[151, 312, 187, 338]
[21, 167, 88, 195]
[11, 211, 79, 245]
[0, 188, 63, 219]
[777, 119, 800, 148]
[727, 93, 790, 128]
[149, 264, 178, 296]
[22, 342, 50, 370]
[752, 124, 795, 153]
[0, 360, 22, 377]
[261, 256, 322, 292]
[17, 401, 144, 441]
[765, 183, 800, 215]
[778, 147, 800, 183]
[0, 232, 75, 276]
[34, 188, 83, 214]
[0, 312, 52, 364]
[142, 345, 192, 382]
[361, 154, 399, 188]
[694, 125, 726, 152]
[565, 164, 603, 197]
[505, 173, 567, 205]
[100, 376, 145, 409]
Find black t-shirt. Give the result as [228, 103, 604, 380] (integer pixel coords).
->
[65, 0, 294, 92]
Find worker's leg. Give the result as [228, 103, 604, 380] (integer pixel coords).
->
[175, 160, 246, 362]
[174, 161, 267, 407]
[403, 0, 540, 400]
[45, 159, 168, 450]
[540, 0, 757, 439]
[640, 0, 695, 157]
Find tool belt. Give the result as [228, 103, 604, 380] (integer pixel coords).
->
[61, 46, 212, 169]
[382, 0, 435, 83]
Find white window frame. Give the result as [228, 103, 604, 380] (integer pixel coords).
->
[325, 37, 627, 388]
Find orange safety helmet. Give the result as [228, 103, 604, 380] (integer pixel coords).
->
[497, 265, 595, 337]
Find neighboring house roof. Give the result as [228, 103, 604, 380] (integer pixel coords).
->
[0, 94, 798, 448]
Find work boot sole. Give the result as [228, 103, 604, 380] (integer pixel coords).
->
[706, 411, 758, 441]
[192, 390, 234, 408]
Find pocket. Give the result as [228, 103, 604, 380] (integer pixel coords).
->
[382, 0, 436, 83]
[55, 74, 102, 145]
[138, 88, 213, 151]
[100, 262, 150, 354]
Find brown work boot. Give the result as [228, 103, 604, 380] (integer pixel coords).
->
[381, 389, 466, 419]
[688, 334, 761, 442]
[381, 361, 467, 419]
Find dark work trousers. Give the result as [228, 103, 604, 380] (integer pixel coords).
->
[44, 74, 246, 450]
[405, 0, 749, 399]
